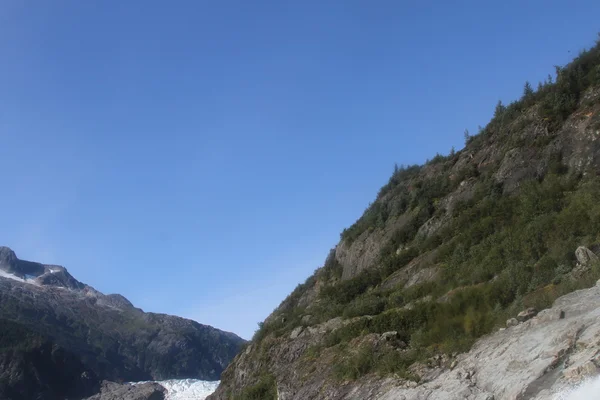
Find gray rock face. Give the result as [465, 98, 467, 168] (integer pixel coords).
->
[575, 246, 599, 266]
[336, 213, 414, 280]
[35, 266, 85, 289]
[0, 246, 84, 289]
[0, 247, 18, 269]
[85, 381, 165, 400]
[0, 246, 46, 276]
[289, 326, 304, 340]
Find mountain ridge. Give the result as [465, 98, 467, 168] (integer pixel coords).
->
[0, 246, 245, 400]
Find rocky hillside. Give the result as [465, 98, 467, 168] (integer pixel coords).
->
[210, 37, 600, 399]
[215, 277, 600, 400]
[0, 318, 100, 400]
[0, 247, 245, 400]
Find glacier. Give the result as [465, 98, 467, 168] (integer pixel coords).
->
[134, 379, 219, 400]
[0, 269, 39, 286]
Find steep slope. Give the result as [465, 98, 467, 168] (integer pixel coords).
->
[0, 247, 245, 399]
[211, 37, 600, 399]
[213, 279, 600, 399]
[0, 318, 100, 400]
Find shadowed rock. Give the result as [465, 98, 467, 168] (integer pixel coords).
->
[0, 247, 245, 399]
[84, 381, 165, 400]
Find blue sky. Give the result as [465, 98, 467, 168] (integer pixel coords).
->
[0, 1, 598, 339]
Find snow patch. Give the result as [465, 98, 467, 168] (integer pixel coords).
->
[0, 269, 39, 286]
[134, 379, 218, 400]
[555, 375, 600, 399]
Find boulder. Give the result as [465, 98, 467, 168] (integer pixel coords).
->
[575, 246, 599, 266]
[381, 331, 399, 341]
[289, 326, 304, 340]
[516, 307, 537, 322]
[379, 331, 407, 349]
[506, 318, 519, 328]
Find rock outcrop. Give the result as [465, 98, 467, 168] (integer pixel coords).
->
[516, 307, 538, 322]
[85, 381, 165, 400]
[575, 246, 599, 266]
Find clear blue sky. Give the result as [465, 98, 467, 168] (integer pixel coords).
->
[0, 1, 598, 339]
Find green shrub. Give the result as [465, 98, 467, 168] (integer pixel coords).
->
[333, 346, 375, 380]
[234, 374, 277, 400]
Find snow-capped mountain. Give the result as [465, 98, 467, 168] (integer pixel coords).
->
[0, 246, 245, 400]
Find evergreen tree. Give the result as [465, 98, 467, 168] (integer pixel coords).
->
[523, 81, 534, 99]
[554, 65, 563, 82]
[494, 100, 506, 118]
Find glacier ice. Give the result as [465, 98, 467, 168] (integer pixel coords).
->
[134, 379, 219, 400]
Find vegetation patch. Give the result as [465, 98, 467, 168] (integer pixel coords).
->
[233, 374, 277, 400]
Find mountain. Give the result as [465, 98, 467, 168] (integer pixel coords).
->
[0, 247, 245, 400]
[209, 37, 600, 399]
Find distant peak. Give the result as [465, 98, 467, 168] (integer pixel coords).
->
[0, 246, 83, 289]
[0, 246, 17, 266]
